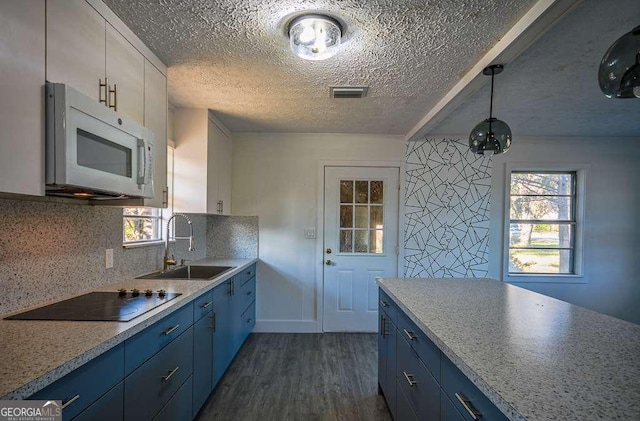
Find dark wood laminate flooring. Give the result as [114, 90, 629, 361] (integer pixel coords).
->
[196, 333, 392, 421]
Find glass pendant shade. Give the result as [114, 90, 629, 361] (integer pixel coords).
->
[289, 15, 342, 61]
[598, 25, 640, 98]
[469, 118, 512, 155]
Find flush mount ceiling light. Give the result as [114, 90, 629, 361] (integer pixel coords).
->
[598, 25, 640, 98]
[288, 14, 343, 61]
[469, 64, 512, 156]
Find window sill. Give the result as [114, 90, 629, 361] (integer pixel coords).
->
[122, 240, 165, 249]
[505, 273, 587, 284]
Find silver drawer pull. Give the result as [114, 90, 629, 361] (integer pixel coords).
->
[246, 291, 252, 295]
[163, 324, 180, 336]
[379, 300, 389, 308]
[61, 394, 80, 409]
[246, 318, 253, 323]
[162, 366, 180, 382]
[455, 393, 481, 420]
[403, 328, 416, 340]
[403, 371, 417, 387]
[201, 301, 212, 309]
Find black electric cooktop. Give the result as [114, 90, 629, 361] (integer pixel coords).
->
[4, 291, 181, 322]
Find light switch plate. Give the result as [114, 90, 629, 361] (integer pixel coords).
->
[304, 228, 317, 239]
[105, 249, 114, 269]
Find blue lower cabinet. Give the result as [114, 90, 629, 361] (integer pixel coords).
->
[397, 335, 440, 420]
[378, 301, 397, 419]
[240, 301, 256, 341]
[212, 280, 232, 387]
[30, 343, 124, 421]
[192, 313, 214, 415]
[441, 392, 465, 421]
[124, 327, 194, 421]
[154, 376, 193, 421]
[72, 382, 123, 421]
[395, 378, 419, 421]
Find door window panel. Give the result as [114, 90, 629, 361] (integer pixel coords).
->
[338, 179, 384, 254]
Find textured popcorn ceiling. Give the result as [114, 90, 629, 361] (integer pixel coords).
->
[103, 0, 537, 134]
[431, 0, 640, 138]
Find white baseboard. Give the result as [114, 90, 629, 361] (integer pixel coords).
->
[253, 319, 321, 333]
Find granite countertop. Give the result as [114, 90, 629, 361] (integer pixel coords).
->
[0, 257, 257, 400]
[378, 278, 640, 421]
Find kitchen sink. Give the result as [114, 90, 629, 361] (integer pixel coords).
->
[137, 265, 234, 280]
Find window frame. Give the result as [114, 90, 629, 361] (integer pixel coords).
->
[122, 207, 164, 246]
[503, 163, 587, 283]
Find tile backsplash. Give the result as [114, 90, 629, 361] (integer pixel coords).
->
[0, 197, 258, 315]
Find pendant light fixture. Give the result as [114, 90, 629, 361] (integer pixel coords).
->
[598, 25, 640, 98]
[288, 14, 343, 61]
[469, 64, 512, 155]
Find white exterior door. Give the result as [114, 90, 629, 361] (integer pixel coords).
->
[323, 166, 400, 332]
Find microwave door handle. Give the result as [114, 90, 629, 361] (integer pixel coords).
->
[137, 138, 146, 185]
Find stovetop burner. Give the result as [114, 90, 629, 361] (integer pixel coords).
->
[4, 291, 182, 322]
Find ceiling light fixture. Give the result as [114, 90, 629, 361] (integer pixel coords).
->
[598, 25, 640, 98]
[288, 14, 343, 61]
[469, 64, 512, 155]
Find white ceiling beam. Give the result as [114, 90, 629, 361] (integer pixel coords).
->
[405, 0, 582, 142]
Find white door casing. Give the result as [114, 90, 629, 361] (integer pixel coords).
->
[323, 166, 400, 332]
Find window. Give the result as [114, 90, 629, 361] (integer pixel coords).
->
[339, 179, 384, 254]
[508, 171, 577, 275]
[123, 207, 163, 244]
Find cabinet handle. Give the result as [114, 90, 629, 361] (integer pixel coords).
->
[246, 318, 252, 323]
[99, 78, 108, 106]
[108, 83, 117, 111]
[380, 314, 386, 337]
[211, 312, 217, 331]
[403, 328, 416, 341]
[61, 394, 80, 409]
[201, 301, 212, 309]
[163, 187, 169, 208]
[162, 366, 180, 382]
[455, 393, 481, 420]
[403, 371, 417, 387]
[246, 291, 252, 296]
[379, 300, 389, 308]
[231, 279, 235, 296]
[163, 324, 180, 336]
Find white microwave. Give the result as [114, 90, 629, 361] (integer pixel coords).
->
[45, 82, 154, 199]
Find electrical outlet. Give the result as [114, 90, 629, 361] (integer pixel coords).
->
[105, 249, 114, 269]
[304, 228, 317, 239]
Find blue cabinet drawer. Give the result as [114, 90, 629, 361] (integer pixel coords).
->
[397, 309, 441, 383]
[72, 382, 123, 421]
[153, 375, 193, 421]
[379, 289, 397, 326]
[240, 301, 256, 338]
[441, 356, 508, 421]
[396, 334, 440, 420]
[441, 392, 465, 421]
[124, 327, 194, 421]
[238, 275, 256, 312]
[30, 343, 124, 421]
[124, 302, 193, 375]
[234, 263, 256, 287]
[193, 290, 214, 321]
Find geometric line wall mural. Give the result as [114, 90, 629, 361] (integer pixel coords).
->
[404, 138, 492, 278]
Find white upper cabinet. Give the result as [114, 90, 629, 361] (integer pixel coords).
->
[0, 0, 46, 196]
[106, 23, 144, 124]
[143, 60, 168, 208]
[174, 109, 233, 215]
[46, 0, 106, 103]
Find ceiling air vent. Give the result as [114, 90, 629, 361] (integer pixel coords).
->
[330, 86, 369, 99]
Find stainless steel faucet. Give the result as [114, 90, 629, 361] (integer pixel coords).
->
[164, 213, 195, 271]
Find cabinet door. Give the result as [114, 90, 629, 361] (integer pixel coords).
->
[192, 314, 214, 415]
[106, 23, 144, 124]
[217, 126, 233, 214]
[143, 60, 168, 207]
[385, 320, 397, 418]
[0, 0, 45, 196]
[212, 280, 232, 387]
[378, 312, 388, 395]
[206, 118, 221, 212]
[73, 382, 124, 421]
[47, 0, 106, 101]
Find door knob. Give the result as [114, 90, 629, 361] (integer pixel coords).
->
[325, 260, 333, 265]
[326, 248, 332, 254]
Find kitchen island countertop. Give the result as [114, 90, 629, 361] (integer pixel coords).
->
[378, 277, 640, 421]
[0, 258, 257, 400]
